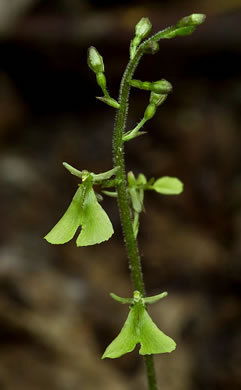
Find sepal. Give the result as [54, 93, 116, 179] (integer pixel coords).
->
[63, 163, 119, 184]
[144, 292, 168, 304]
[110, 293, 133, 304]
[92, 166, 119, 182]
[63, 162, 83, 179]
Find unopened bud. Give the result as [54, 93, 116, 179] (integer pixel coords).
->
[135, 17, 152, 40]
[176, 14, 206, 28]
[151, 80, 172, 94]
[87, 46, 104, 74]
[143, 41, 159, 55]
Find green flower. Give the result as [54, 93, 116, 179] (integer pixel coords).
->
[102, 291, 176, 359]
[45, 180, 113, 247]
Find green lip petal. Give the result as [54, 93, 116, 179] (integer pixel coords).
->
[102, 303, 176, 359]
[45, 184, 113, 247]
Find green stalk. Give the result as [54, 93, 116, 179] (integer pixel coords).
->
[112, 15, 205, 388]
[113, 48, 158, 390]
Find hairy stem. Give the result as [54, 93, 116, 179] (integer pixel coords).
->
[113, 48, 158, 390]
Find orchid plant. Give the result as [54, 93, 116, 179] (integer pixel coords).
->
[45, 14, 206, 390]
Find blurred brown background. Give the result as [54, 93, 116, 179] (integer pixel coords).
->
[0, 1, 241, 389]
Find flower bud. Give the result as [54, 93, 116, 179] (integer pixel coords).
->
[151, 80, 172, 94]
[135, 17, 152, 40]
[87, 46, 104, 74]
[143, 41, 159, 55]
[176, 14, 206, 28]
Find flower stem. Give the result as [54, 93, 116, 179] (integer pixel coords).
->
[113, 49, 158, 390]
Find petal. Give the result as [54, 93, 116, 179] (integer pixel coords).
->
[102, 307, 138, 359]
[138, 309, 176, 355]
[76, 186, 114, 246]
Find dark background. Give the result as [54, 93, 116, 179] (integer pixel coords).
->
[0, 1, 241, 389]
